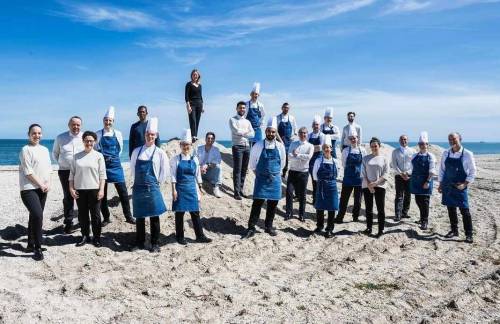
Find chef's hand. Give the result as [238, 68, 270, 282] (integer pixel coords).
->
[201, 165, 208, 174]
[40, 183, 49, 193]
[97, 190, 104, 200]
[172, 189, 178, 201]
[456, 183, 467, 191]
[422, 182, 430, 190]
[293, 149, 299, 157]
[70, 188, 79, 200]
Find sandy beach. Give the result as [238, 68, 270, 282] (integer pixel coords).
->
[0, 141, 499, 323]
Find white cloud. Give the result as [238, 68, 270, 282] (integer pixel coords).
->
[54, 3, 165, 31]
[384, 0, 500, 14]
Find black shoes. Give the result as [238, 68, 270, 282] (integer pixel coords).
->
[394, 215, 401, 222]
[420, 222, 428, 230]
[265, 227, 277, 236]
[196, 236, 212, 243]
[376, 231, 384, 238]
[234, 194, 242, 201]
[240, 192, 248, 199]
[64, 223, 73, 234]
[325, 230, 334, 238]
[243, 228, 256, 239]
[314, 227, 323, 234]
[177, 238, 188, 245]
[298, 215, 305, 222]
[102, 218, 111, 227]
[76, 236, 91, 247]
[465, 236, 473, 244]
[353, 216, 359, 222]
[131, 244, 145, 252]
[402, 214, 410, 219]
[125, 217, 136, 224]
[33, 249, 44, 261]
[284, 213, 291, 221]
[150, 244, 161, 253]
[26, 244, 34, 252]
[93, 238, 102, 248]
[363, 228, 372, 236]
[335, 218, 343, 224]
[445, 230, 459, 238]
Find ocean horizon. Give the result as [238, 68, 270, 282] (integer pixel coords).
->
[1, 138, 499, 166]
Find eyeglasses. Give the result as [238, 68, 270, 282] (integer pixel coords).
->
[84, 140, 95, 143]
[298, 131, 307, 134]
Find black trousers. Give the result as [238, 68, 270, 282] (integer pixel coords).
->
[337, 185, 362, 221]
[20, 189, 47, 248]
[447, 206, 473, 236]
[76, 189, 101, 238]
[188, 101, 203, 138]
[100, 182, 132, 220]
[232, 145, 250, 196]
[136, 217, 160, 245]
[248, 199, 279, 230]
[415, 195, 430, 224]
[394, 175, 411, 218]
[286, 170, 308, 217]
[58, 170, 75, 225]
[363, 187, 386, 233]
[175, 211, 205, 240]
[316, 210, 335, 231]
[282, 152, 289, 177]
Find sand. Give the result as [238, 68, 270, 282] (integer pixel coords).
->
[0, 141, 499, 323]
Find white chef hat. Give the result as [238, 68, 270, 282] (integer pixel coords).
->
[146, 117, 158, 134]
[313, 115, 322, 124]
[419, 131, 429, 144]
[348, 125, 358, 137]
[252, 82, 261, 94]
[180, 128, 192, 144]
[104, 106, 115, 119]
[321, 134, 332, 147]
[324, 107, 334, 118]
[266, 116, 278, 130]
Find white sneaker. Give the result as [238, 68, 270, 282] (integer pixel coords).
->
[213, 185, 222, 198]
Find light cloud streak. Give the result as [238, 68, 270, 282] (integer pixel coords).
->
[384, 0, 500, 14]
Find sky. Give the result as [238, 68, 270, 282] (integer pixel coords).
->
[1, 0, 500, 141]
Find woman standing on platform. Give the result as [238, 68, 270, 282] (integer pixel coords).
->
[19, 124, 52, 260]
[171, 129, 212, 245]
[185, 69, 203, 143]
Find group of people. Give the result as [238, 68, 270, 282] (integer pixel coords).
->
[18, 77, 477, 261]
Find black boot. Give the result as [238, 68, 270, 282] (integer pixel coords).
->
[445, 230, 459, 238]
[33, 248, 44, 261]
[76, 236, 91, 247]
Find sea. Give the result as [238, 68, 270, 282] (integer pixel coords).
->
[1, 139, 499, 166]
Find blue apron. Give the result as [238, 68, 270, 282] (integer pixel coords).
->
[441, 149, 469, 208]
[410, 153, 433, 195]
[253, 141, 282, 200]
[278, 115, 293, 152]
[98, 130, 125, 183]
[314, 157, 339, 211]
[172, 155, 200, 212]
[246, 101, 263, 143]
[132, 146, 167, 218]
[343, 146, 362, 187]
[308, 134, 322, 174]
[321, 124, 337, 159]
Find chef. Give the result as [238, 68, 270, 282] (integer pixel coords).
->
[276, 102, 297, 177]
[130, 118, 169, 253]
[335, 126, 366, 224]
[340, 111, 363, 150]
[409, 131, 436, 231]
[171, 129, 212, 245]
[245, 82, 266, 146]
[95, 106, 135, 225]
[244, 117, 286, 238]
[438, 132, 477, 243]
[308, 115, 325, 205]
[129, 105, 160, 158]
[285, 126, 313, 221]
[391, 134, 415, 221]
[320, 107, 340, 159]
[312, 135, 340, 238]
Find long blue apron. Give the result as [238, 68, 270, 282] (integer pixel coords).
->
[441, 149, 469, 208]
[321, 124, 337, 159]
[308, 133, 322, 174]
[98, 130, 125, 183]
[314, 157, 339, 211]
[278, 115, 293, 153]
[343, 146, 362, 187]
[172, 155, 200, 212]
[253, 141, 282, 200]
[246, 101, 263, 143]
[410, 153, 433, 195]
[132, 146, 167, 218]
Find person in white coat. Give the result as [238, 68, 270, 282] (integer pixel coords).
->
[320, 107, 340, 159]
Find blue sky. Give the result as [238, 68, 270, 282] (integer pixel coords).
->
[1, 0, 500, 141]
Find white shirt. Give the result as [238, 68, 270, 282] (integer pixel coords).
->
[438, 147, 477, 183]
[244, 100, 265, 126]
[320, 123, 341, 141]
[95, 128, 124, 155]
[287, 140, 314, 172]
[196, 144, 221, 166]
[391, 146, 416, 175]
[276, 113, 298, 138]
[409, 152, 437, 176]
[249, 139, 287, 171]
[52, 131, 84, 170]
[312, 156, 341, 181]
[19, 144, 52, 191]
[341, 122, 363, 146]
[169, 153, 203, 184]
[229, 115, 254, 146]
[130, 145, 170, 184]
[341, 145, 367, 167]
